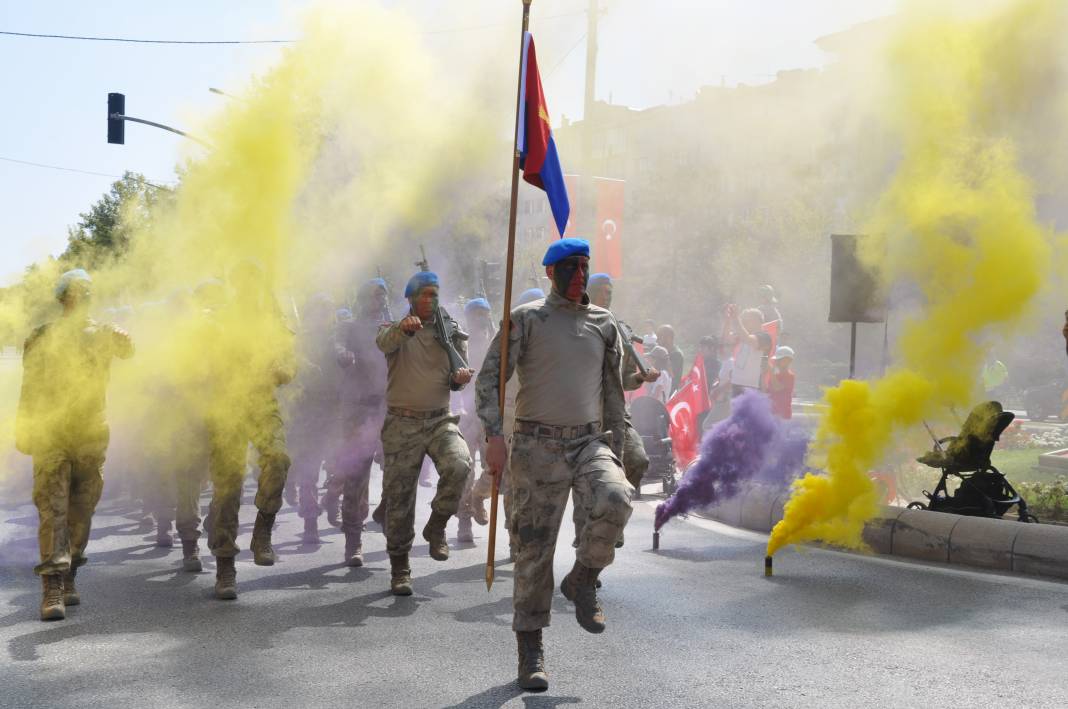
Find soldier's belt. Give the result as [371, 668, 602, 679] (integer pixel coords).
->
[513, 420, 601, 440]
[387, 406, 449, 420]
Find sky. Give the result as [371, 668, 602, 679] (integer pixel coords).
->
[0, 0, 897, 284]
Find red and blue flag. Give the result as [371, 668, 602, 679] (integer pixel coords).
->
[518, 32, 570, 237]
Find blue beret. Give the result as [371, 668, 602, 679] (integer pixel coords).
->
[336, 307, 352, 320]
[368, 277, 387, 290]
[55, 269, 92, 299]
[542, 238, 590, 266]
[464, 297, 490, 313]
[404, 271, 439, 298]
[517, 288, 545, 305]
[589, 273, 612, 286]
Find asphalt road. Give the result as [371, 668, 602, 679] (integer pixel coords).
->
[2, 473, 1068, 709]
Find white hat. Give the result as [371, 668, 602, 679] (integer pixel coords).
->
[773, 346, 795, 360]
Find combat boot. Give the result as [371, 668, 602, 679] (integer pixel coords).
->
[181, 539, 203, 573]
[321, 488, 340, 527]
[516, 630, 549, 691]
[303, 517, 319, 544]
[344, 531, 364, 567]
[62, 567, 80, 606]
[471, 498, 489, 526]
[389, 554, 412, 596]
[250, 511, 277, 566]
[214, 556, 237, 600]
[422, 511, 451, 561]
[457, 515, 474, 544]
[156, 520, 174, 548]
[40, 574, 65, 621]
[560, 561, 606, 634]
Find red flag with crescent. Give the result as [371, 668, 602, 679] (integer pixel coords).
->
[666, 354, 710, 468]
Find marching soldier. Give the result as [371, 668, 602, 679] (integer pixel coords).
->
[329, 278, 391, 566]
[204, 261, 295, 600]
[579, 272, 660, 549]
[376, 271, 474, 595]
[17, 269, 134, 620]
[476, 239, 633, 691]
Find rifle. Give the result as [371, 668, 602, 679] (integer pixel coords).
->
[616, 318, 650, 379]
[415, 245, 430, 273]
[376, 265, 394, 322]
[432, 303, 470, 391]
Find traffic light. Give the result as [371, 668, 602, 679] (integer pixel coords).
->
[107, 93, 125, 145]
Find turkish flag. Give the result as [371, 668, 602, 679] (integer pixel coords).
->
[593, 177, 624, 278]
[666, 354, 710, 468]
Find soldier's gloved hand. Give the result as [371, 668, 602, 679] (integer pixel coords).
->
[485, 435, 508, 478]
[338, 350, 356, 368]
[399, 316, 423, 334]
[451, 368, 474, 386]
[641, 367, 661, 383]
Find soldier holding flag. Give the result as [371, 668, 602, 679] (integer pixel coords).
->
[476, 238, 633, 691]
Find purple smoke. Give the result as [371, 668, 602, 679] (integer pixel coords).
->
[654, 389, 810, 531]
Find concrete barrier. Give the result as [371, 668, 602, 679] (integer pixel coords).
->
[948, 515, 1020, 571]
[738, 486, 779, 533]
[862, 505, 905, 555]
[703, 492, 744, 527]
[890, 509, 960, 563]
[694, 483, 1068, 582]
[1012, 523, 1068, 580]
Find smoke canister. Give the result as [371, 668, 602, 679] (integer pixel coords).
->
[764, 555, 773, 577]
[653, 531, 660, 550]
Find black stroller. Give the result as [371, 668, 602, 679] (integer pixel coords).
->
[629, 395, 679, 498]
[909, 401, 1038, 523]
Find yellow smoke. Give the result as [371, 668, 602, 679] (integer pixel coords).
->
[767, 0, 1061, 556]
[1, 1, 509, 487]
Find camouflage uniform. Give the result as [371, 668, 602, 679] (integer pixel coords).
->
[287, 313, 340, 524]
[476, 292, 632, 632]
[17, 317, 134, 576]
[203, 300, 295, 559]
[573, 329, 649, 540]
[457, 324, 493, 525]
[376, 314, 472, 558]
[332, 310, 389, 539]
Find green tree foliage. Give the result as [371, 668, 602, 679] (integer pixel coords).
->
[60, 172, 173, 270]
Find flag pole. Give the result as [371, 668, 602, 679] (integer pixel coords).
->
[487, 0, 533, 592]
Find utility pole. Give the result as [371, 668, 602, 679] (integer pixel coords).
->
[580, 0, 600, 239]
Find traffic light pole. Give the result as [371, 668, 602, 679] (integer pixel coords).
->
[107, 92, 209, 147]
[109, 112, 210, 147]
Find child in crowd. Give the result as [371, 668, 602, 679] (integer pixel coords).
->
[768, 346, 795, 419]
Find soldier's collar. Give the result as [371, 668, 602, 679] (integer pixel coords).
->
[547, 291, 590, 311]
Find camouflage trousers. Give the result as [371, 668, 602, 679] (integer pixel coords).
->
[142, 428, 209, 542]
[458, 412, 485, 521]
[510, 431, 633, 632]
[329, 402, 385, 536]
[206, 400, 291, 558]
[572, 421, 648, 540]
[32, 438, 108, 576]
[381, 412, 471, 557]
[288, 405, 338, 520]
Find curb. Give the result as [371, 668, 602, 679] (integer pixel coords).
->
[696, 484, 1068, 582]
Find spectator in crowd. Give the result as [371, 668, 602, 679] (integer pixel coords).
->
[647, 347, 673, 405]
[641, 319, 658, 348]
[768, 346, 795, 419]
[655, 324, 685, 395]
[724, 305, 772, 396]
[696, 335, 726, 431]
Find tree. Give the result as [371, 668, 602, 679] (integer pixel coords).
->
[60, 172, 172, 270]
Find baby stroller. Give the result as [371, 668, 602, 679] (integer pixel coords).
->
[629, 395, 679, 498]
[909, 401, 1038, 522]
